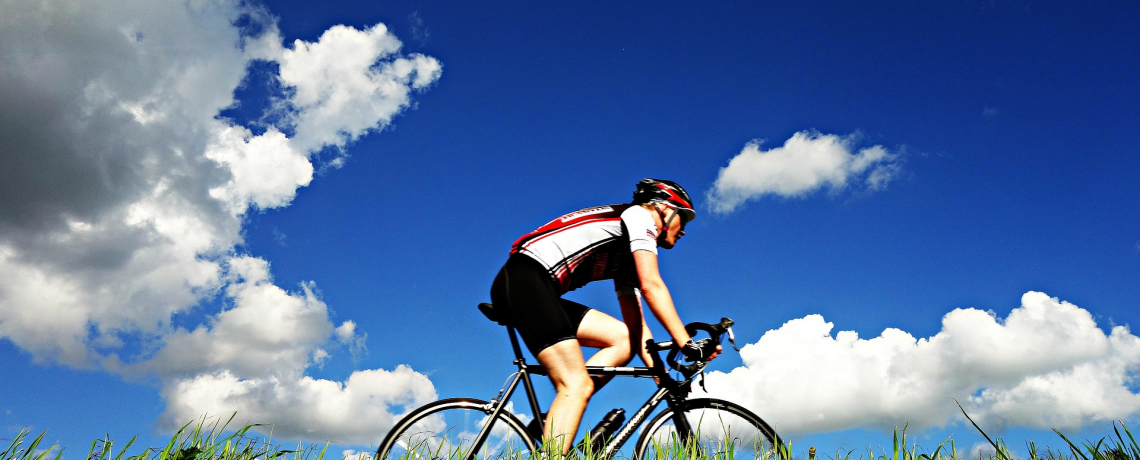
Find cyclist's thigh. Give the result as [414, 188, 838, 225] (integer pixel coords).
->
[490, 254, 580, 356]
[535, 338, 590, 389]
[575, 309, 629, 349]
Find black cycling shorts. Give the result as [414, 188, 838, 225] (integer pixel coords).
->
[490, 253, 591, 356]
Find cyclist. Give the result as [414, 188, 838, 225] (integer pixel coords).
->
[488, 178, 720, 455]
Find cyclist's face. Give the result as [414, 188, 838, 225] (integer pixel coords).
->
[658, 208, 687, 250]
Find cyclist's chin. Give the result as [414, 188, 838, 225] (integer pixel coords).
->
[659, 240, 675, 250]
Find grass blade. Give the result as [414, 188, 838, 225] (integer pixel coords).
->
[953, 399, 1010, 460]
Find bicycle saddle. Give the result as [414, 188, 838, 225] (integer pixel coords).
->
[478, 302, 511, 326]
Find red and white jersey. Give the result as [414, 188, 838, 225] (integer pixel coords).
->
[511, 204, 658, 294]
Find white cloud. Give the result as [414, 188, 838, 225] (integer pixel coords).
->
[336, 321, 358, 342]
[0, 0, 440, 443]
[161, 366, 436, 445]
[343, 450, 374, 460]
[968, 442, 997, 460]
[277, 24, 443, 154]
[335, 320, 368, 361]
[699, 292, 1140, 436]
[206, 126, 313, 212]
[137, 256, 333, 379]
[706, 131, 900, 213]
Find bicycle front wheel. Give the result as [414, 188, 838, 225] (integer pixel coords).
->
[633, 398, 782, 460]
[376, 397, 538, 460]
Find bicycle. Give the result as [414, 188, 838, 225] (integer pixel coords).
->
[376, 303, 783, 460]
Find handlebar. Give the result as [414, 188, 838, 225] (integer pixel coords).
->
[646, 317, 738, 378]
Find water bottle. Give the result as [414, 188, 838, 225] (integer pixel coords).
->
[577, 408, 625, 455]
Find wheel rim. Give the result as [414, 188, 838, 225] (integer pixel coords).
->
[379, 401, 535, 460]
[639, 401, 779, 460]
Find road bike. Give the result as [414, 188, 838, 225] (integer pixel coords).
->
[376, 303, 783, 459]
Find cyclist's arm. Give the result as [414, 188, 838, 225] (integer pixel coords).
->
[630, 249, 694, 348]
[614, 279, 654, 367]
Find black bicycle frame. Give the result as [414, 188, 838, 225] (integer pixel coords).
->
[462, 326, 696, 460]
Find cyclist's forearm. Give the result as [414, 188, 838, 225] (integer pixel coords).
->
[617, 292, 653, 365]
[637, 319, 656, 368]
[640, 281, 692, 346]
[630, 321, 655, 368]
[631, 250, 692, 346]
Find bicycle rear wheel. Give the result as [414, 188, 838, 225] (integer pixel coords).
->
[376, 397, 538, 460]
[633, 398, 782, 460]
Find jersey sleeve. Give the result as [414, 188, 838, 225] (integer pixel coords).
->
[621, 206, 658, 255]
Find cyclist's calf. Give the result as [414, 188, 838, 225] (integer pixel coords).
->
[537, 339, 596, 454]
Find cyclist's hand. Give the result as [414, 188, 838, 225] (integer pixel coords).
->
[680, 338, 721, 362]
[710, 344, 723, 360]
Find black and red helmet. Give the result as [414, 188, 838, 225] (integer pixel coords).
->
[632, 178, 695, 222]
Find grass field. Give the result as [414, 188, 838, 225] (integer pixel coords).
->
[4, 414, 1138, 460]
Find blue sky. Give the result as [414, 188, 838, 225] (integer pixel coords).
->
[1, 0, 1138, 457]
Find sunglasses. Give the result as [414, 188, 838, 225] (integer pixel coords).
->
[662, 206, 689, 232]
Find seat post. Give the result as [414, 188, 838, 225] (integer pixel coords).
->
[507, 326, 526, 362]
[507, 324, 546, 434]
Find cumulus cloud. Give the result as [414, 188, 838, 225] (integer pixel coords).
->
[699, 292, 1140, 436]
[161, 366, 436, 444]
[335, 320, 369, 361]
[206, 126, 313, 213]
[0, 0, 440, 443]
[707, 131, 901, 213]
[142, 258, 434, 443]
[136, 257, 334, 380]
[276, 23, 442, 155]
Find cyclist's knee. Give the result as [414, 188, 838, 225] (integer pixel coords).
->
[611, 326, 630, 346]
[574, 378, 595, 400]
[611, 344, 634, 366]
[608, 329, 634, 364]
[618, 348, 634, 366]
[575, 372, 595, 396]
[556, 372, 594, 399]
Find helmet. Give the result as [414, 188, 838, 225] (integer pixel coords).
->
[632, 178, 695, 222]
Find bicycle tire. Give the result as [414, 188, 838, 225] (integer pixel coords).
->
[633, 398, 782, 460]
[375, 397, 538, 460]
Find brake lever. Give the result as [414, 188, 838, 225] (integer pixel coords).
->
[726, 326, 740, 352]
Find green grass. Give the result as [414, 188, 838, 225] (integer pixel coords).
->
[1, 415, 328, 460]
[3, 416, 1139, 460]
[820, 421, 1140, 460]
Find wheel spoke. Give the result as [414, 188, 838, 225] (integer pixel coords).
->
[636, 399, 781, 460]
[377, 399, 536, 460]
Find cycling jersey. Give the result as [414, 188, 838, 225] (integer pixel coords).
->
[511, 204, 658, 294]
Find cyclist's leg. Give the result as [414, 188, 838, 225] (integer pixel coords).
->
[575, 308, 632, 390]
[490, 255, 594, 456]
[536, 338, 593, 455]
